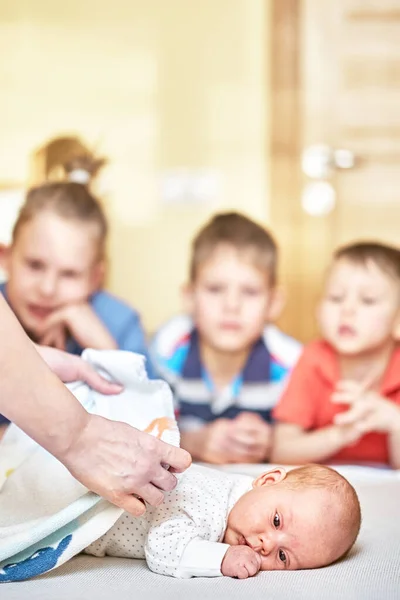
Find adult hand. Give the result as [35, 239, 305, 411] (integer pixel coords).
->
[40, 303, 117, 350]
[221, 546, 261, 579]
[61, 414, 192, 515]
[36, 345, 123, 395]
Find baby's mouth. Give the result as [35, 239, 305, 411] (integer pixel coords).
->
[239, 535, 253, 549]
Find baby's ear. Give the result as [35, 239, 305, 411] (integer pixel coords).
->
[253, 467, 287, 488]
[267, 287, 285, 322]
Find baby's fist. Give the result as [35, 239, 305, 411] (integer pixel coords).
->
[221, 545, 261, 579]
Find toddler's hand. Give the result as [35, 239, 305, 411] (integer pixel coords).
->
[40, 303, 117, 350]
[331, 380, 365, 407]
[231, 413, 273, 462]
[40, 322, 67, 350]
[200, 419, 237, 463]
[333, 381, 400, 434]
[199, 415, 272, 464]
[335, 422, 365, 447]
[221, 545, 261, 579]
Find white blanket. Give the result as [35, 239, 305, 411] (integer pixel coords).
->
[0, 350, 179, 583]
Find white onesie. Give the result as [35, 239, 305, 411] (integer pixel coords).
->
[84, 465, 252, 578]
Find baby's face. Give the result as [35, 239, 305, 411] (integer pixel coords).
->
[224, 470, 350, 570]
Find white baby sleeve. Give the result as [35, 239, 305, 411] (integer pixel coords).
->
[145, 514, 229, 579]
[144, 480, 229, 579]
[177, 538, 230, 578]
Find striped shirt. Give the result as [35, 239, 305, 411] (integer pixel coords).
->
[151, 315, 301, 431]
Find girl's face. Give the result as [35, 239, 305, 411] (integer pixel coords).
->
[2, 211, 102, 339]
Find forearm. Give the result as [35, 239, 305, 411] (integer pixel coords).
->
[272, 425, 348, 464]
[0, 297, 89, 459]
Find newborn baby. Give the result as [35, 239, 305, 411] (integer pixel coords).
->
[85, 463, 361, 578]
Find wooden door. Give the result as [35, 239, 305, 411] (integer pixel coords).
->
[269, 0, 400, 342]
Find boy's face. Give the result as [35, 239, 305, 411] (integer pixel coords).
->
[2, 211, 103, 339]
[318, 258, 400, 356]
[223, 469, 350, 570]
[185, 244, 277, 355]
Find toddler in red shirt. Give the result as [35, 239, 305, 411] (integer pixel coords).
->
[272, 242, 400, 468]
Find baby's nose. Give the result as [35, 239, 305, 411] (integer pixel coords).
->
[259, 535, 275, 556]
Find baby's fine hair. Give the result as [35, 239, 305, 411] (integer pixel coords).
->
[334, 241, 400, 282]
[12, 182, 108, 259]
[190, 212, 277, 284]
[285, 464, 361, 558]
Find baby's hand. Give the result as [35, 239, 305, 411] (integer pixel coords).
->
[221, 545, 261, 579]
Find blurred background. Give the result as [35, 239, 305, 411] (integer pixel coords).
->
[0, 0, 399, 342]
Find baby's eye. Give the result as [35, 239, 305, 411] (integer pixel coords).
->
[273, 513, 280, 528]
[279, 549, 287, 563]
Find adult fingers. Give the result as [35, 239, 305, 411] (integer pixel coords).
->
[114, 494, 147, 516]
[150, 467, 179, 492]
[158, 443, 192, 473]
[76, 362, 123, 395]
[135, 483, 165, 507]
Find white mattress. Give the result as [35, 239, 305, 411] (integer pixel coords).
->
[2, 466, 400, 600]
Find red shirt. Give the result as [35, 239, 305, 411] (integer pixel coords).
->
[273, 341, 400, 464]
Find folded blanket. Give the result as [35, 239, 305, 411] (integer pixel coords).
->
[0, 350, 179, 583]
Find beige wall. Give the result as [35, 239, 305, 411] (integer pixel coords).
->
[0, 0, 270, 332]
